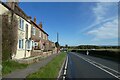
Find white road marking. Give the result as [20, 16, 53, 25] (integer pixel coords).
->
[64, 70, 67, 75]
[62, 56, 68, 80]
[57, 56, 66, 79]
[80, 56, 120, 74]
[65, 56, 68, 70]
[63, 76, 65, 80]
[72, 53, 120, 79]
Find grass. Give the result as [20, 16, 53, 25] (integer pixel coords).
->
[2, 60, 28, 76]
[27, 52, 67, 78]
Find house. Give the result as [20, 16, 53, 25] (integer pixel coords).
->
[1, 1, 57, 60]
[31, 17, 50, 56]
[31, 17, 49, 51]
[1, 1, 33, 60]
[48, 41, 57, 53]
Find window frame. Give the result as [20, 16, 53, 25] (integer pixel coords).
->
[18, 39, 24, 49]
[39, 30, 41, 38]
[25, 24, 28, 39]
[26, 40, 32, 50]
[32, 27, 36, 35]
[19, 18, 24, 30]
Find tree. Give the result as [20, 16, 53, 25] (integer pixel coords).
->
[2, 12, 18, 61]
[65, 44, 68, 48]
[55, 42, 60, 48]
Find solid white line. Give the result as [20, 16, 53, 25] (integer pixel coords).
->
[72, 53, 120, 79]
[84, 58, 120, 79]
[62, 55, 68, 80]
[57, 56, 66, 79]
[65, 56, 68, 70]
[81, 56, 120, 74]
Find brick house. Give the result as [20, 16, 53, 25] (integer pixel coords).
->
[31, 17, 50, 56]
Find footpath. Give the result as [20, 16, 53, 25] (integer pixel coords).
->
[3, 53, 59, 79]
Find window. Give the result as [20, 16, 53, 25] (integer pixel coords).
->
[46, 35, 48, 40]
[19, 18, 24, 30]
[43, 34, 45, 39]
[18, 39, 24, 49]
[25, 24, 28, 39]
[26, 40, 32, 50]
[39, 31, 41, 37]
[32, 27, 36, 35]
[41, 32, 43, 39]
[32, 40, 35, 47]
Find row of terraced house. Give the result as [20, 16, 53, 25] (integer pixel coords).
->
[0, 1, 57, 60]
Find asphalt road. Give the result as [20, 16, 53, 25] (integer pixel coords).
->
[66, 52, 120, 79]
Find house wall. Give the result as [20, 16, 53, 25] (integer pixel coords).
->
[14, 15, 31, 59]
[0, 4, 9, 15]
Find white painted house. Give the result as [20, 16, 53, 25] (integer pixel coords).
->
[0, 1, 33, 59]
[14, 15, 32, 59]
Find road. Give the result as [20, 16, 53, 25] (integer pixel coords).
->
[66, 52, 120, 79]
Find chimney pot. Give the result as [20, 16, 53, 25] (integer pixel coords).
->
[39, 22, 42, 29]
[34, 17, 36, 23]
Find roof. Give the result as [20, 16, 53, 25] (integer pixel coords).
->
[0, 1, 49, 36]
[0, 2, 31, 24]
[31, 20, 49, 36]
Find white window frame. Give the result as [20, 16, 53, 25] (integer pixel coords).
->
[26, 40, 32, 50]
[32, 40, 35, 47]
[18, 39, 24, 49]
[25, 24, 28, 39]
[19, 18, 24, 30]
[32, 27, 36, 35]
[39, 30, 41, 38]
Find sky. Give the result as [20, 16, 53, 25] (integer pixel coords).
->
[19, 2, 118, 46]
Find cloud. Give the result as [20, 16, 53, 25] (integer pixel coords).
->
[80, 16, 116, 33]
[87, 18, 118, 41]
[93, 3, 117, 21]
[80, 2, 118, 33]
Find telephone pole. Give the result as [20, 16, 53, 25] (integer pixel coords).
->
[57, 32, 59, 43]
[57, 32, 59, 53]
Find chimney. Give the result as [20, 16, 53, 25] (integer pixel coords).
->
[34, 17, 36, 23]
[6, 0, 15, 10]
[39, 22, 42, 29]
[6, 0, 19, 10]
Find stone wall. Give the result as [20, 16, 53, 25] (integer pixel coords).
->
[15, 51, 54, 64]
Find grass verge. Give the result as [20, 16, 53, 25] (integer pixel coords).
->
[27, 52, 67, 78]
[2, 60, 28, 76]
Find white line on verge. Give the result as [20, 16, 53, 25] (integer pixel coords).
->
[62, 56, 68, 80]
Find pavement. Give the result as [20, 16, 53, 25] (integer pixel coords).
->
[3, 53, 59, 79]
[66, 52, 120, 80]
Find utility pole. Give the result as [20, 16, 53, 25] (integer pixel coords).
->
[57, 32, 59, 43]
[57, 32, 59, 53]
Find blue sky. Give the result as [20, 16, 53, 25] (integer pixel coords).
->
[19, 2, 118, 46]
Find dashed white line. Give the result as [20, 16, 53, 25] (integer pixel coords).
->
[62, 56, 68, 80]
